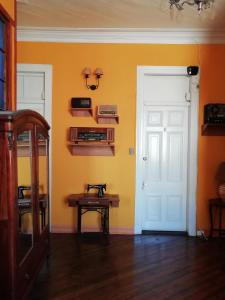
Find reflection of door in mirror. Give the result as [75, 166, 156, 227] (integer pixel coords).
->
[16, 130, 33, 264]
[38, 131, 49, 233]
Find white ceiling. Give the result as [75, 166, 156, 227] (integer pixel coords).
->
[17, 0, 225, 30]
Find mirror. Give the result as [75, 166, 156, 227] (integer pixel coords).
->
[16, 130, 33, 264]
[38, 131, 49, 233]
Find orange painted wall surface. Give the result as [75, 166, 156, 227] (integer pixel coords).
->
[0, 0, 15, 20]
[17, 42, 225, 234]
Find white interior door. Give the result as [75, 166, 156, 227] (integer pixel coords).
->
[17, 70, 46, 116]
[142, 105, 189, 231]
[135, 66, 200, 235]
[17, 64, 52, 230]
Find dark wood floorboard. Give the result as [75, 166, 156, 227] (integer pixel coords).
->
[28, 234, 225, 300]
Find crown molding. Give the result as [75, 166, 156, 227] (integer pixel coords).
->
[17, 26, 225, 44]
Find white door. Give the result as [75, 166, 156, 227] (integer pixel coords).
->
[135, 66, 200, 235]
[17, 64, 52, 125]
[17, 64, 52, 229]
[17, 71, 45, 115]
[142, 105, 189, 231]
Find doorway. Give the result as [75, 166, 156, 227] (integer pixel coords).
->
[17, 63, 52, 230]
[135, 66, 199, 236]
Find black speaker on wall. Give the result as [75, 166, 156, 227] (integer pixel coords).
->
[187, 66, 199, 76]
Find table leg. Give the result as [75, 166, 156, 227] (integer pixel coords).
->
[105, 207, 109, 234]
[219, 205, 222, 237]
[19, 214, 22, 230]
[100, 207, 109, 234]
[77, 205, 81, 234]
[41, 207, 45, 229]
[101, 208, 105, 232]
[43, 207, 46, 228]
[209, 203, 213, 237]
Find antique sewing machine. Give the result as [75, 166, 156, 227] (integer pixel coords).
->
[18, 186, 31, 199]
[87, 184, 106, 198]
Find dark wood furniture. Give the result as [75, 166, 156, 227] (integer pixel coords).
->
[67, 193, 120, 234]
[209, 198, 225, 237]
[0, 110, 50, 300]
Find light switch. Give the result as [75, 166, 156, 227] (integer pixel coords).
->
[129, 147, 135, 155]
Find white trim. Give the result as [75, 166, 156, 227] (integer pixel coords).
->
[17, 64, 53, 232]
[142, 66, 189, 75]
[187, 75, 199, 236]
[17, 27, 225, 44]
[135, 66, 199, 236]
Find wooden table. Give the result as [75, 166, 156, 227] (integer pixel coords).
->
[209, 198, 225, 237]
[67, 193, 119, 234]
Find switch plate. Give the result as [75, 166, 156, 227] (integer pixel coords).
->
[129, 148, 135, 155]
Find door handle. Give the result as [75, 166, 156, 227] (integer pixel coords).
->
[143, 156, 148, 161]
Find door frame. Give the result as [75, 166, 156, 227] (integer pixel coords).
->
[17, 63, 53, 231]
[135, 66, 199, 236]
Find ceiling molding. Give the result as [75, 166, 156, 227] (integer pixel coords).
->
[17, 27, 225, 44]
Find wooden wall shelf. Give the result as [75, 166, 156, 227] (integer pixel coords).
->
[70, 108, 93, 117]
[69, 127, 115, 156]
[202, 123, 225, 136]
[68, 143, 115, 156]
[96, 114, 119, 124]
[70, 127, 114, 143]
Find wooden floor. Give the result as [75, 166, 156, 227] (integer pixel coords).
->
[29, 234, 225, 300]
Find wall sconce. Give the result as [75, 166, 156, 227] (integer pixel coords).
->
[82, 67, 103, 90]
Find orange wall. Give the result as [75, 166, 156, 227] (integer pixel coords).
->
[197, 45, 225, 231]
[17, 42, 225, 234]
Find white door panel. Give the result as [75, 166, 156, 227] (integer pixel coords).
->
[17, 103, 44, 116]
[145, 195, 162, 222]
[17, 74, 24, 99]
[167, 133, 183, 181]
[146, 132, 162, 182]
[142, 106, 188, 231]
[143, 75, 190, 103]
[17, 72, 45, 103]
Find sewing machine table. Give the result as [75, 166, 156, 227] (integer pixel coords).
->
[67, 193, 119, 234]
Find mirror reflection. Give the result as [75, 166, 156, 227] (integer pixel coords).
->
[17, 130, 33, 264]
[38, 132, 49, 233]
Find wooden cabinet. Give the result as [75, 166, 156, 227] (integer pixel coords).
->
[0, 110, 50, 300]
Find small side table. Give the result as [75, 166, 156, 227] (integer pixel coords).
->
[67, 193, 120, 234]
[209, 198, 225, 237]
